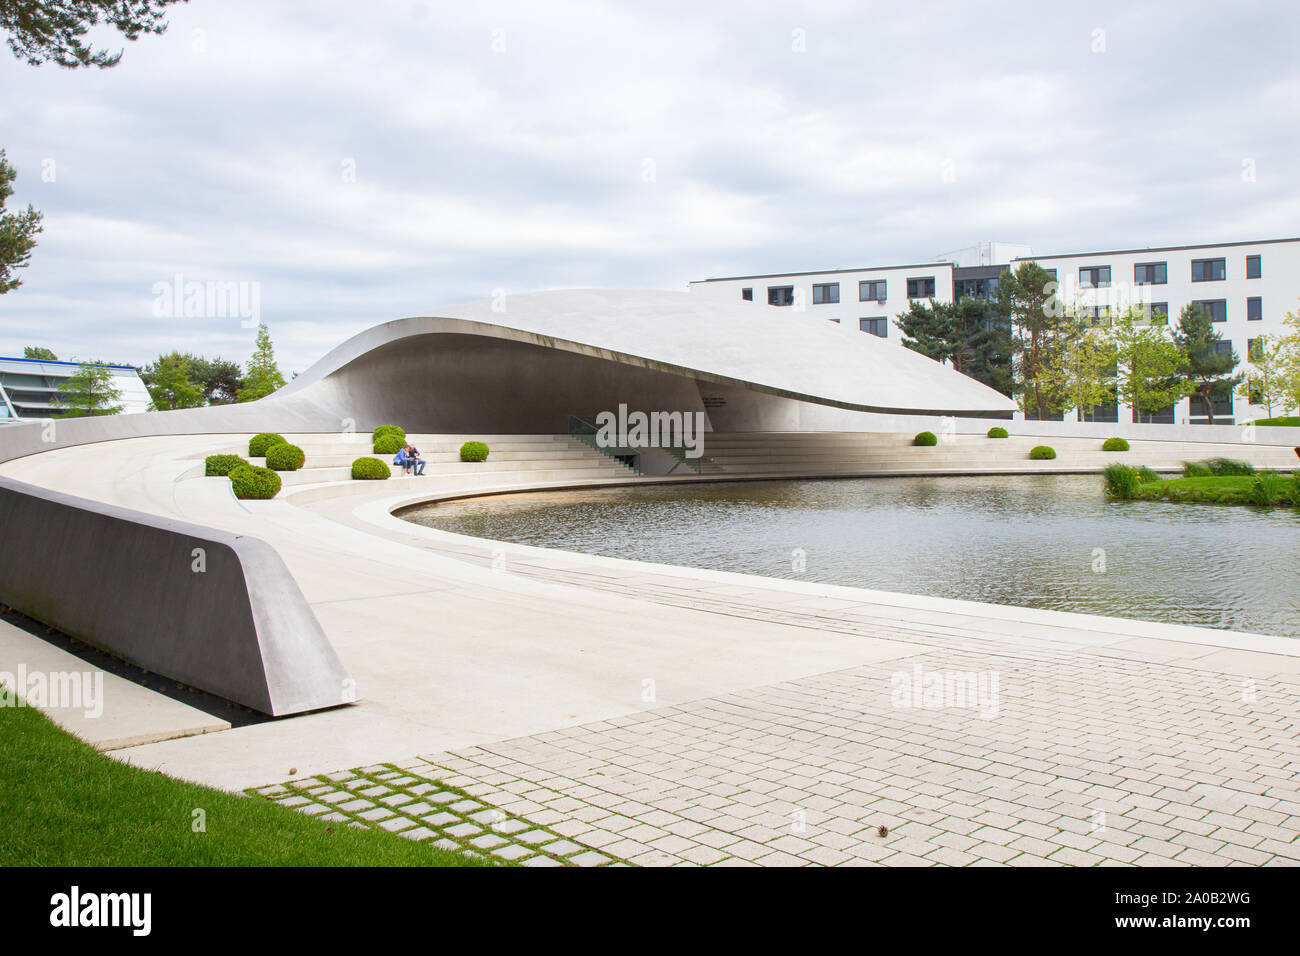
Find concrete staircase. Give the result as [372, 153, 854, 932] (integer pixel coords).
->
[227, 434, 637, 491]
[699, 431, 1300, 477]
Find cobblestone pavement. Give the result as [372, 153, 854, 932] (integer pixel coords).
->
[257, 642, 1300, 866]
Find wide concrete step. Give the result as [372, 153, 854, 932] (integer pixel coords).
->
[275, 458, 629, 486]
[257, 449, 616, 468]
[280, 465, 642, 501]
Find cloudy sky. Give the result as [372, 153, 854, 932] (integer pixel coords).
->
[1, 0, 1297, 372]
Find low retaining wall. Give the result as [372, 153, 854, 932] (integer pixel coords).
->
[0, 477, 352, 716]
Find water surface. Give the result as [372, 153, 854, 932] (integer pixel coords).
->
[402, 475, 1300, 637]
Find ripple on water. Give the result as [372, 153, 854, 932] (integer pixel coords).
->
[401, 475, 1300, 638]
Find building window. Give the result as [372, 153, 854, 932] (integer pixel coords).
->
[1134, 262, 1167, 285]
[1246, 255, 1261, 279]
[1079, 265, 1111, 288]
[906, 276, 935, 299]
[1044, 268, 1057, 279]
[859, 279, 887, 302]
[828, 317, 840, 323]
[1194, 299, 1227, 322]
[812, 282, 839, 305]
[1247, 296, 1262, 321]
[1191, 257, 1227, 281]
[1133, 404, 1175, 424]
[1147, 301, 1169, 325]
[859, 317, 888, 337]
[1247, 337, 1262, 362]
[1081, 403, 1119, 423]
[741, 288, 753, 301]
[767, 286, 794, 307]
[1190, 384, 1233, 420]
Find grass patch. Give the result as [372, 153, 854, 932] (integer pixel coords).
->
[1252, 416, 1298, 427]
[1133, 474, 1298, 507]
[0, 704, 484, 866]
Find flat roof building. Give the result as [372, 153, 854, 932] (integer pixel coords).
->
[0, 356, 151, 422]
[690, 236, 1300, 425]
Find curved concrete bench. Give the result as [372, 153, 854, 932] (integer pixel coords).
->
[0, 477, 351, 716]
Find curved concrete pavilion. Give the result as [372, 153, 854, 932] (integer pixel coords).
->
[0, 289, 1016, 464]
[3, 289, 1299, 866]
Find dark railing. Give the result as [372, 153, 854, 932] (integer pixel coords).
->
[567, 415, 705, 474]
[568, 416, 640, 474]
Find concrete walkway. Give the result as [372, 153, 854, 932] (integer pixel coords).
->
[2, 432, 1298, 866]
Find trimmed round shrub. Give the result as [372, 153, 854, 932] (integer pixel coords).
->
[913, 431, 938, 447]
[351, 457, 390, 480]
[1102, 437, 1130, 452]
[204, 454, 248, 477]
[986, 427, 1009, 439]
[248, 432, 286, 457]
[373, 424, 405, 442]
[373, 433, 405, 455]
[1029, 445, 1057, 460]
[460, 441, 490, 462]
[228, 463, 281, 500]
[265, 442, 305, 471]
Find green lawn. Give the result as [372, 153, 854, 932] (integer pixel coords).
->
[0, 704, 484, 866]
[1251, 416, 1298, 427]
[1134, 475, 1298, 506]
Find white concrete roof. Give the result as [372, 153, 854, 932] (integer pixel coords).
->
[283, 289, 1018, 417]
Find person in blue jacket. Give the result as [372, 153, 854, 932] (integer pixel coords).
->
[392, 445, 412, 476]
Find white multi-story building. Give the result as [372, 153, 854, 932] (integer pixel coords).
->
[689, 236, 1300, 425]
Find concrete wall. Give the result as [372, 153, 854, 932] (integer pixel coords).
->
[0, 477, 351, 715]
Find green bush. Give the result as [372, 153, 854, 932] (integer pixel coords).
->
[1102, 437, 1130, 452]
[228, 464, 281, 500]
[1205, 457, 1255, 476]
[1029, 445, 1056, 460]
[372, 424, 405, 442]
[1182, 460, 1212, 477]
[1249, 471, 1285, 507]
[265, 442, 305, 472]
[204, 454, 248, 477]
[986, 427, 1009, 439]
[1102, 463, 1141, 500]
[913, 431, 938, 447]
[459, 441, 490, 462]
[373, 433, 405, 455]
[351, 457, 391, 480]
[248, 433, 286, 458]
[1136, 466, 1161, 483]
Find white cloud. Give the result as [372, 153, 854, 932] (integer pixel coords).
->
[1, 0, 1297, 370]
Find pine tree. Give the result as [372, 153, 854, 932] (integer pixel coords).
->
[237, 323, 287, 403]
[1175, 303, 1243, 424]
[0, 150, 42, 293]
[997, 262, 1069, 418]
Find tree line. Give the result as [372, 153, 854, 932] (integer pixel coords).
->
[21, 322, 288, 417]
[895, 261, 1300, 424]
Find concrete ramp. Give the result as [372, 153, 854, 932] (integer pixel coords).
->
[0, 477, 351, 716]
